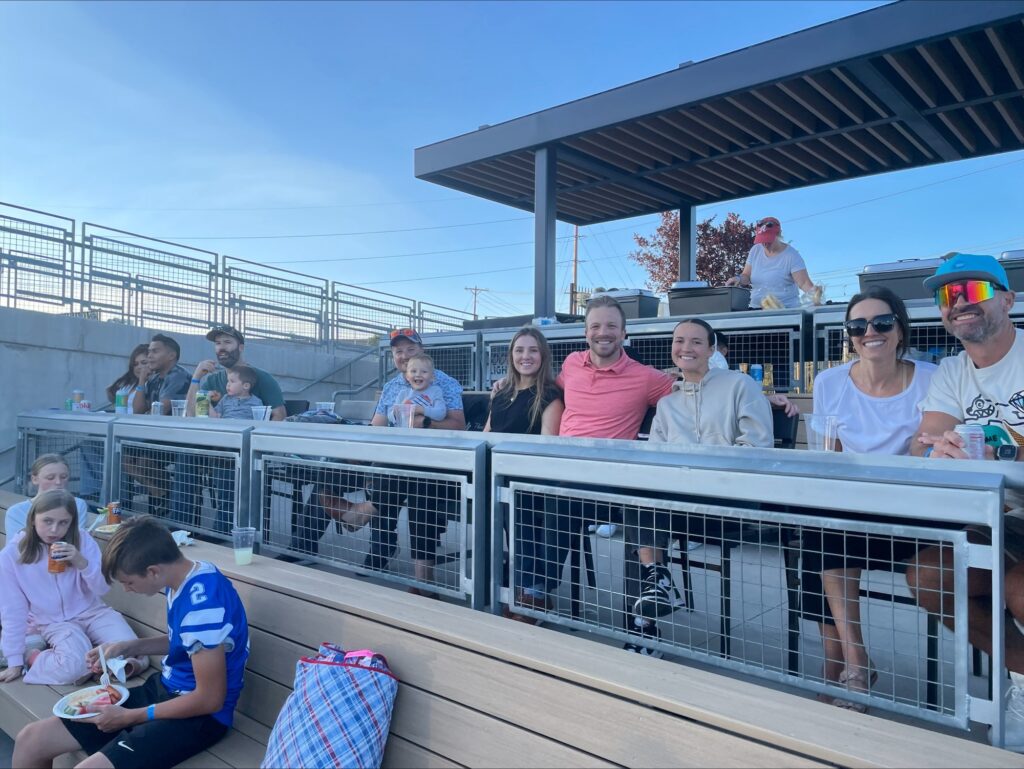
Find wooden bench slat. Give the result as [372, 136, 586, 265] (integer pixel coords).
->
[383, 734, 466, 769]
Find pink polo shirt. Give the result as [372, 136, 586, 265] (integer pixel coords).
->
[556, 350, 676, 439]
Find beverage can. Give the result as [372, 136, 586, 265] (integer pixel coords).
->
[738, 363, 749, 375]
[71, 389, 85, 403]
[954, 424, 986, 460]
[151, 402, 163, 416]
[48, 542, 68, 574]
[750, 364, 764, 383]
[195, 390, 210, 418]
[64, 398, 73, 411]
[114, 392, 128, 414]
[78, 399, 91, 412]
[106, 501, 121, 525]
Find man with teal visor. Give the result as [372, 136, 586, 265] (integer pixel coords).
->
[908, 252, 1024, 751]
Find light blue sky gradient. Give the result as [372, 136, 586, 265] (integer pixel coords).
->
[2, 0, 1022, 318]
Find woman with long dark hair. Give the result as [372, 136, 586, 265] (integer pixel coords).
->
[105, 344, 151, 408]
[485, 326, 563, 622]
[800, 285, 937, 712]
[485, 326, 563, 435]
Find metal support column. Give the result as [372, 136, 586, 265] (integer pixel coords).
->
[678, 205, 697, 282]
[534, 146, 558, 319]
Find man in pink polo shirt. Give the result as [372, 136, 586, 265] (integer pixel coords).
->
[557, 295, 677, 440]
[523, 297, 676, 618]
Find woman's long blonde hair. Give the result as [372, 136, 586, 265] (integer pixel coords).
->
[18, 489, 80, 565]
[496, 326, 557, 432]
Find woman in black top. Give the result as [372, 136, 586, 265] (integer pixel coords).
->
[484, 327, 563, 435]
[485, 327, 563, 623]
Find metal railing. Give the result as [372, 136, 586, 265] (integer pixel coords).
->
[0, 200, 473, 348]
[490, 438, 1010, 738]
[16, 411, 119, 507]
[13, 410, 1024, 744]
[250, 421, 487, 607]
[110, 416, 252, 541]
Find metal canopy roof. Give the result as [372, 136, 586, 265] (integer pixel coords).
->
[414, 1, 1024, 226]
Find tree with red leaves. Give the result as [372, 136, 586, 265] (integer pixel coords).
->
[629, 211, 755, 292]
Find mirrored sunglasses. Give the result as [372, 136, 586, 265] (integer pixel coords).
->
[844, 313, 897, 337]
[934, 280, 997, 308]
[389, 328, 417, 339]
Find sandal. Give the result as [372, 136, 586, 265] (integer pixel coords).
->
[833, 665, 879, 714]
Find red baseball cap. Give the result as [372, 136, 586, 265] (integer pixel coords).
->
[753, 217, 781, 245]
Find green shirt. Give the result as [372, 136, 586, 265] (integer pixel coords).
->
[201, 366, 285, 409]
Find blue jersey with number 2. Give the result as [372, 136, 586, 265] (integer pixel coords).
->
[161, 561, 249, 726]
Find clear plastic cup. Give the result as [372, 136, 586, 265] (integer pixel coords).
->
[170, 400, 187, 417]
[390, 403, 416, 428]
[251, 405, 272, 421]
[805, 414, 839, 452]
[315, 401, 334, 412]
[231, 527, 256, 565]
[150, 402, 163, 416]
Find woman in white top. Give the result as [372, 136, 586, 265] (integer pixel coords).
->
[800, 286, 936, 712]
[726, 216, 820, 309]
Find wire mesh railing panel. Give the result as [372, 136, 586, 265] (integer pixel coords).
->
[330, 286, 417, 343]
[223, 257, 328, 344]
[0, 204, 77, 312]
[81, 225, 219, 333]
[417, 301, 474, 334]
[258, 455, 469, 598]
[502, 480, 969, 727]
[115, 439, 240, 540]
[721, 329, 798, 392]
[19, 430, 106, 507]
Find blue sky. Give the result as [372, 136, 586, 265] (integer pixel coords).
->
[2, 0, 1022, 319]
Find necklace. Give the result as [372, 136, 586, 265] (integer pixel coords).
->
[509, 384, 532, 403]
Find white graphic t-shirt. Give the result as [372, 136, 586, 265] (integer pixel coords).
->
[921, 328, 1024, 507]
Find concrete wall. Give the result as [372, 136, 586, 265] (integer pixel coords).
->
[0, 306, 380, 483]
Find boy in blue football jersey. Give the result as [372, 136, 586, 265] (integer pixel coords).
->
[12, 516, 249, 769]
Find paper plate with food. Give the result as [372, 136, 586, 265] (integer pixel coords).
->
[53, 683, 129, 720]
[94, 523, 122, 535]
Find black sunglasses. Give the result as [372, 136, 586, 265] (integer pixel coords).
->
[844, 313, 897, 337]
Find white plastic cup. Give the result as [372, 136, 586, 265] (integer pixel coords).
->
[150, 402, 163, 416]
[315, 401, 334, 412]
[231, 526, 256, 566]
[805, 414, 839, 452]
[251, 405, 272, 421]
[170, 400, 187, 417]
[390, 403, 416, 428]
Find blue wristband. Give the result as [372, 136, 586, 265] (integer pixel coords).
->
[147, 704, 156, 721]
[923, 446, 933, 457]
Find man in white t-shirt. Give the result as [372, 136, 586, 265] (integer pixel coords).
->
[906, 253, 1024, 750]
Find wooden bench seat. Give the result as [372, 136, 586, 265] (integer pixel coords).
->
[2, 489, 1023, 768]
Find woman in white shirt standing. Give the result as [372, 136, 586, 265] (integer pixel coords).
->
[800, 286, 936, 712]
[727, 216, 820, 309]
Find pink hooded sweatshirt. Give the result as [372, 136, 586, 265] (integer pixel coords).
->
[0, 529, 109, 668]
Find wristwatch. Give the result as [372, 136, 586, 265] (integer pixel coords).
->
[995, 444, 1020, 461]
[422, 416, 432, 429]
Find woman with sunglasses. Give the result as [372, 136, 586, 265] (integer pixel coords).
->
[799, 285, 936, 712]
[726, 216, 821, 309]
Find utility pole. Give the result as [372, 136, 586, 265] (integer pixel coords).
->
[464, 286, 489, 320]
[569, 225, 580, 314]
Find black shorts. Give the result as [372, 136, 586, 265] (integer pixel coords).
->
[60, 674, 228, 769]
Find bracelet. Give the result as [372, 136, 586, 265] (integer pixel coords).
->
[191, 378, 201, 384]
[134, 385, 144, 392]
[147, 704, 156, 721]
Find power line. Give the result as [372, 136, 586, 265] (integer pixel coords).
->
[21, 195, 471, 212]
[261, 235, 574, 265]
[142, 214, 533, 241]
[357, 252, 628, 286]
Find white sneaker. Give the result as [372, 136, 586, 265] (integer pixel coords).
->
[1001, 672, 1024, 752]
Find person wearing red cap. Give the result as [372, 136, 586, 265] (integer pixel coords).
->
[726, 217, 820, 309]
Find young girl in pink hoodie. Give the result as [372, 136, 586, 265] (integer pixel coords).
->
[0, 489, 144, 685]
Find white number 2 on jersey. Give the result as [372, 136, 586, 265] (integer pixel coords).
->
[189, 582, 207, 605]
